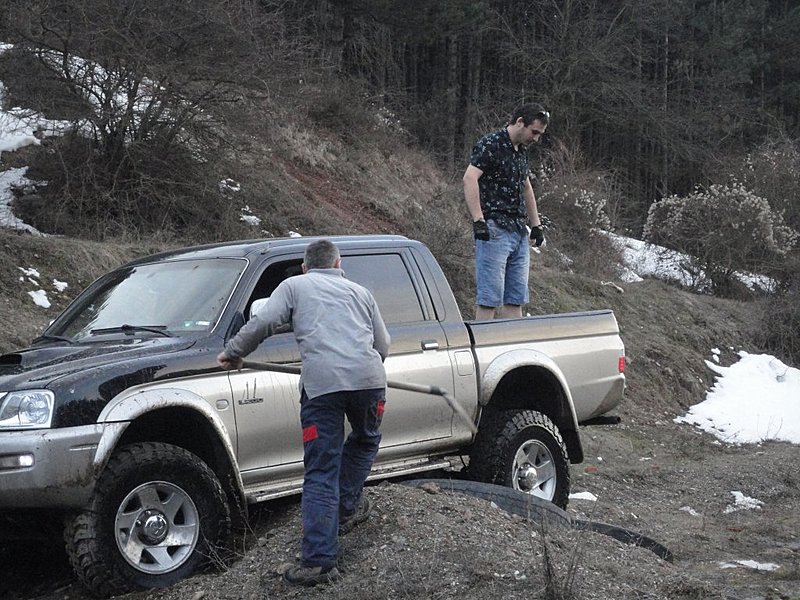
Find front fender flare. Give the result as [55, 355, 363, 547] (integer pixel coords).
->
[93, 388, 245, 501]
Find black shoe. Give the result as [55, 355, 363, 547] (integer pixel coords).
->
[339, 494, 371, 535]
[283, 564, 341, 586]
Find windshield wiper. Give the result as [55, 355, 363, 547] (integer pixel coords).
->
[90, 324, 173, 337]
[32, 334, 76, 345]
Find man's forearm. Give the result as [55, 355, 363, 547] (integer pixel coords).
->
[225, 315, 269, 359]
[463, 168, 484, 222]
[524, 180, 540, 226]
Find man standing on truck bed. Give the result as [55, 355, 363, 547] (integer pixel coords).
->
[217, 239, 390, 586]
[463, 103, 549, 320]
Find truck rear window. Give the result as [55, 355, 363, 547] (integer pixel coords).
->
[248, 252, 426, 325]
[341, 254, 424, 323]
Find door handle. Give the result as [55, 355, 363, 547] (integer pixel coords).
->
[421, 339, 439, 351]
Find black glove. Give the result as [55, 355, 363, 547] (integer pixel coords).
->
[473, 219, 490, 241]
[530, 225, 545, 247]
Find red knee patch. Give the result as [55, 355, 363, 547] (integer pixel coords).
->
[302, 424, 318, 443]
[377, 400, 385, 417]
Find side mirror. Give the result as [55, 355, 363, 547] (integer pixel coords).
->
[249, 297, 269, 320]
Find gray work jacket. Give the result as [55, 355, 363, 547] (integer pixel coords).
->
[225, 268, 390, 399]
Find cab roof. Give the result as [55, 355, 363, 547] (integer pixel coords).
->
[122, 234, 412, 267]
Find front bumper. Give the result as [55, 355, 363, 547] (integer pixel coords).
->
[0, 424, 105, 508]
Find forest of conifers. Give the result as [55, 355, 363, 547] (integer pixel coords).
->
[299, 0, 799, 221]
[2, 0, 798, 234]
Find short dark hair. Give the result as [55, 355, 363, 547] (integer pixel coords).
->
[509, 103, 550, 126]
[304, 239, 340, 269]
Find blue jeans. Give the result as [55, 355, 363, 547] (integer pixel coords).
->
[475, 219, 530, 307]
[299, 387, 384, 568]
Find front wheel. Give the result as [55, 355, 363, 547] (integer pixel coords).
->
[64, 442, 231, 597]
[468, 409, 570, 509]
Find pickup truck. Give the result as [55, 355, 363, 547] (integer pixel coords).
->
[0, 234, 625, 596]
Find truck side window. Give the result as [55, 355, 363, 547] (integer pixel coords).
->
[245, 259, 303, 319]
[341, 254, 424, 323]
[247, 253, 424, 325]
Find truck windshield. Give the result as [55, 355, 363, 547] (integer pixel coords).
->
[52, 258, 246, 340]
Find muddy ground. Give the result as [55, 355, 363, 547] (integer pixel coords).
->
[2, 413, 798, 600]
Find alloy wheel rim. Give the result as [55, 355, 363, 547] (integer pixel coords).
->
[114, 481, 200, 574]
[512, 439, 557, 500]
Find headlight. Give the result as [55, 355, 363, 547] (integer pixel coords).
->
[0, 390, 55, 429]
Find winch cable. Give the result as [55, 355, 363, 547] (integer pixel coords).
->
[240, 360, 478, 434]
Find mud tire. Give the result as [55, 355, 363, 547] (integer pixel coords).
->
[469, 409, 570, 509]
[64, 442, 230, 597]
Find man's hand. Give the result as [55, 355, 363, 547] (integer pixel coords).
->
[217, 351, 243, 371]
[473, 219, 490, 241]
[530, 225, 545, 247]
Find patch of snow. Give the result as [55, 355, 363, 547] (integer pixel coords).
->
[240, 214, 261, 226]
[734, 560, 779, 572]
[679, 506, 700, 516]
[607, 232, 775, 292]
[723, 491, 763, 514]
[718, 560, 779, 572]
[52, 279, 68, 292]
[569, 491, 598, 501]
[675, 352, 800, 444]
[219, 178, 241, 193]
[28, 289, 51, 308]
[1, 168, 44, 235]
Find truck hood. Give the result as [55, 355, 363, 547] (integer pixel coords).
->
[0, 338, 197, 388]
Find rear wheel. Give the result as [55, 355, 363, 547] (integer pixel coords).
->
[469, 409, 570, 509]
[64, 442, 230, 597]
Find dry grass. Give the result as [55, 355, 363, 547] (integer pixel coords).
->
[0, 230, 162, 352]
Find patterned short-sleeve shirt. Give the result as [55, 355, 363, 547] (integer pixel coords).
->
[470, 128, 530, 231]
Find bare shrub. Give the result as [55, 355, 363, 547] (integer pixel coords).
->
[305, 78, 372, 137]
[644, 183, 798, 297]
[536, 179, 623, 279]
[14, 132, 237, 242]
[734, 137, 800, 233]
[401, 185, 476, 316]
[757, 254, 800, 366]
[0, 46, 89, 120]
[1, 0, 302, 241]
[523, 140, 625, 278]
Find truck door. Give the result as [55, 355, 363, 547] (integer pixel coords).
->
[341, 252, 456, 452]
[228, 259, 305, 487]
[229, 249, 456, 484]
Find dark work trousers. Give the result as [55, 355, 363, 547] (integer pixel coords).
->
[299, 387, 385, 568]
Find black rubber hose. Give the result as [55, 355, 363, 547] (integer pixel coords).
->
[400, 478, 673, 562]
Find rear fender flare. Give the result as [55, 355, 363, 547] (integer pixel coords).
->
[480, 348, 581, 433]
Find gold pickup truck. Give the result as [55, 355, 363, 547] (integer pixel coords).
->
[0, 234, 625, 596]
